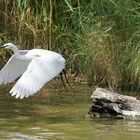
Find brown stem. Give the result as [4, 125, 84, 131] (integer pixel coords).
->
[48, 0, 52, 50]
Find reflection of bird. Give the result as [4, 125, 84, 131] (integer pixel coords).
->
[0, 43, 65, 99]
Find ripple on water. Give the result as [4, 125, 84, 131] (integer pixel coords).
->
[0, 84, 140, 140]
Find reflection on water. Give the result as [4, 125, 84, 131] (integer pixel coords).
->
[0, 82, 140, 140]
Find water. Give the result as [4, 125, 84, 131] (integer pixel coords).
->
[0, 82, 140, 140]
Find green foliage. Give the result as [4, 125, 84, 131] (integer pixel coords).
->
[0, 0, 140, 90]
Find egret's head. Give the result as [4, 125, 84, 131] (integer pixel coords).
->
[0, 43, 16, 49]
[0, 43, 19, 54]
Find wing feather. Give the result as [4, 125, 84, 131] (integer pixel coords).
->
[0, 55, 29, 85]
[10, 54, 65, 98]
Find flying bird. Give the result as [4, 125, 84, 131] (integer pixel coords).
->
[0, 43, 65, 99]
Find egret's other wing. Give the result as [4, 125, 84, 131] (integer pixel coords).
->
[0, 55, 29, 85]
[10, 55, 65, 99]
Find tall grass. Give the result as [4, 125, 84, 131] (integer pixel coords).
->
[0, 0, 140, 90]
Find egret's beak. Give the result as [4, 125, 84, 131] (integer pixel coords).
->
[0, 45, 5, 49]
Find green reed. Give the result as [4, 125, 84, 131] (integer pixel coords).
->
[0, 0, 140, 90]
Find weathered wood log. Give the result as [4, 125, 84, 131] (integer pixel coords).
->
[89, 87, 140, 119]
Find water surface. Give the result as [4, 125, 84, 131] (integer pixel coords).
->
[0, 82, 140, 140]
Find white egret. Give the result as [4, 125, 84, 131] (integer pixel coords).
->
[0, 43, 65, 99]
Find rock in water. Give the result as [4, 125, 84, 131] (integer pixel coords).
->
[89, 87, 140, 119]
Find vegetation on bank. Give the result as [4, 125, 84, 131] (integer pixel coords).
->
[0, 0, 140, 90]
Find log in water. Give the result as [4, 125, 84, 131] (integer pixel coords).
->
[89, 88, 140, 119]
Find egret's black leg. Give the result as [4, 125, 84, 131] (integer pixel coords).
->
[62, 69, 71, 87]
[60, 71, 66, 87]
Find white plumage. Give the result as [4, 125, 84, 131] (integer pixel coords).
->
[0, 43, 65, 99]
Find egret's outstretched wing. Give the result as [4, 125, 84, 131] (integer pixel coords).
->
[10, 55, 65, 99]
[0, 55, 29, 84]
